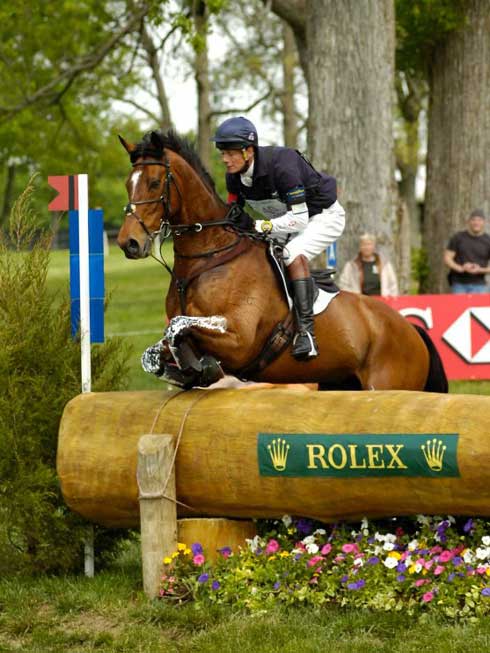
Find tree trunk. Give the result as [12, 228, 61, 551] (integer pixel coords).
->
[140, 21, 172, 128]
[305, 0, 397, 271]
[1, 164, 16, 226]
[194, 7, 212, 171]
[281, 22, 298, 148]
[424, 0, 490, 293]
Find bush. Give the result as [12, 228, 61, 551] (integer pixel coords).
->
[0, 177, 131, 575]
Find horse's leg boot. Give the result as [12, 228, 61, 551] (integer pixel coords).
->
[291, 278, 319, 360]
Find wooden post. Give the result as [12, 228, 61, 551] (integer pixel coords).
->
[137, 434, 177, 599]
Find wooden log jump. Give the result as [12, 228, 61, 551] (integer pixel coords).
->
[57, 388, 490, 528]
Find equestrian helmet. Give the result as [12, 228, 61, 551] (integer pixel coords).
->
[211, 117, 258, 150]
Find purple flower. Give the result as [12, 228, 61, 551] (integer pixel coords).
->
[218, 546, 232, 558]
[341, 575, 349, 583]
[448, 573, 456, 582]
[367, 537, 375, 544]
[191, 542, 203, 556]
[273, 581, 281, 590]
[396, 562, 407, 573]
[211, 580, 220, 590]
[295, 518, 314, 535]
[198, 573, 209, 583]
[396, 574, 406, 582]
[347, 579, 366, 590]
[367, 556, 380, 565]
[463, 519, 474, 533]
[481, 588, 490, 597]
[452, 556, 462, 567]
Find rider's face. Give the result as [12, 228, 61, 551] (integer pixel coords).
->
[220, 147, 254, 174]
[467, 215, 485, 236]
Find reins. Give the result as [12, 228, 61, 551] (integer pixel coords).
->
[124, 155, 260, 313]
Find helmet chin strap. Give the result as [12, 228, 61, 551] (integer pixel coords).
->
[238, 149, 253, 174]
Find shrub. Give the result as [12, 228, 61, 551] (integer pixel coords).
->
[0, 177, 131, 574]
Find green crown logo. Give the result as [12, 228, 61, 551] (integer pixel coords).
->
[267, 438, 290, 471]
[421, 438, 447, 472]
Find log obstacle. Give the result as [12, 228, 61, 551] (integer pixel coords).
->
[57, 388, 490, 528]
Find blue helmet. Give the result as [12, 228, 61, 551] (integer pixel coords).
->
[211, 116, 258, 149]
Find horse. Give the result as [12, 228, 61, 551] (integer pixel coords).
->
[117, 130, 448, 393]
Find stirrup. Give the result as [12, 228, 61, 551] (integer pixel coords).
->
[292, 330, 318, 360]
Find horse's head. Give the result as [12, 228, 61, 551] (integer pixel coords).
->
[117, 131, 180, 259]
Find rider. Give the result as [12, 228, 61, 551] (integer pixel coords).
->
[211, 116, 345, 360]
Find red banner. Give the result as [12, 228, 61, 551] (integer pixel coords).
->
[379, 294, 490, 380]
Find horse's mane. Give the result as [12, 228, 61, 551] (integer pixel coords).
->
[132, 130, 224, 205]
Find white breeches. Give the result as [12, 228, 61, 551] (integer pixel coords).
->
[284, 200, 345, 266]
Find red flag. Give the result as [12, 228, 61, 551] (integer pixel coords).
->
[48, 175, 79, 211]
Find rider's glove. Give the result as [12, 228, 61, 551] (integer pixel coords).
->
[228, 206, 255, 231]
[254, 220, 273, 234]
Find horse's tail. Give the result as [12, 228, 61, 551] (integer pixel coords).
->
[412, 324, 448, 393]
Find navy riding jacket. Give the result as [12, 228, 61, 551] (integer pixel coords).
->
[226, 146, 337, 217]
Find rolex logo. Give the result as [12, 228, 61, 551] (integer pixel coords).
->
[267, 438, 290, 471]
[421, 438, 447, 472]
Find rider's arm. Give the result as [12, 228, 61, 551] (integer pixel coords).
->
[444, 249, 464, 273]
[255, 185, 309, 235]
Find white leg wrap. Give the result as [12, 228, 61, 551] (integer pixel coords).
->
[165, 315, 227, 346]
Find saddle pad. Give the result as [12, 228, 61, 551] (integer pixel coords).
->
[314, 288, 339, 315]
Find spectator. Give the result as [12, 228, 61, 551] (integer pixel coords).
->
[339, 233, 399, 296]
[444, 209, 490, 294]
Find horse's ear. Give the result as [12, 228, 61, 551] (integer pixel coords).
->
[150, 131, 164, 150]
[118, 135, 136, 153]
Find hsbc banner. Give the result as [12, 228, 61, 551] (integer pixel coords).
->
[379, 294, 490, 380]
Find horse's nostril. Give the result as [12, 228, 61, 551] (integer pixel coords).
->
[127, 239, 140, 254]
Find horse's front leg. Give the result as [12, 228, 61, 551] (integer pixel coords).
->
[142, 314, 229, 388]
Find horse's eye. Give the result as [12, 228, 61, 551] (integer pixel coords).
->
[149, 179, 161, 190]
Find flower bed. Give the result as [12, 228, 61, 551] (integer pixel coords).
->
[159, 515, 490, 619]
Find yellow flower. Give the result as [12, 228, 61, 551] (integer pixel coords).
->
[171, 551, 179, 559]
[279, 551, 290, 558]
[408, 565, 417, 574]
[268, 555, 276, 561]
[177, 543, 187, 551]
[486, 568, 490, 576]
[388, 551, 401, 560]
[163, 556, 172, 565]
[184, 548, 192, 556]
[288, 528, 295, 535]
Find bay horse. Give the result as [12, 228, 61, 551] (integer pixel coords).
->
[117, 130, 448, 393]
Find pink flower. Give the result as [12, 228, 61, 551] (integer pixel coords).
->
[265, 539, 280, 554]
[416, 558, 426, 566]
[422, 591, 434, 602]
[476, 566, 487, 575]
[321, 543, 332, 555]
[434, 565, 445, 575]
[415, 579, 430, 587]
[309, 576, 319, 584]
[307, 555, 324, 567]
[424, 560, 434, 570]
[334, 555, 345, 563]
[193, 554, 205, 566]
[342, 543, 359, 554]
[438, 550, 453, 563]
[430, 546, 443, 554]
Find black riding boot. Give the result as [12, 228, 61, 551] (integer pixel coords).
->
[291, 278, 319, 360]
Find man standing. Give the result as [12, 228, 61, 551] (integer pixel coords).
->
[444, 209, 490, 294]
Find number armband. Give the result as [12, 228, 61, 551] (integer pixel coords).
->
[261, 220, 273, 233]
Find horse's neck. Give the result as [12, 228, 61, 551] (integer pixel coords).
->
[173, 177, 232, 259]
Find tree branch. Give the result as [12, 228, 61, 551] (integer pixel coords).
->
[0, 2, 150, 121]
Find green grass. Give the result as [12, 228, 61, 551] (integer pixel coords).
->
[2, 540, 490, 653]
[47, 243, 490, 395]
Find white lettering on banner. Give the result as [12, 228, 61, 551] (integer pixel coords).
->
[442, 307, 490, 363]
[399, 307, 433, 329]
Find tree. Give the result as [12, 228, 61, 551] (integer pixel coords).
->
[423, 0, 490, 292]
[272, 0, 397, 269]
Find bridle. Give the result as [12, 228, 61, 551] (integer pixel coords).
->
[124, 154, 238, 242]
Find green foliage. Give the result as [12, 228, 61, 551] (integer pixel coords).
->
[396, 0, 468, 76]
[411, 247, 430, 294]
[0, 177, 131, 574]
